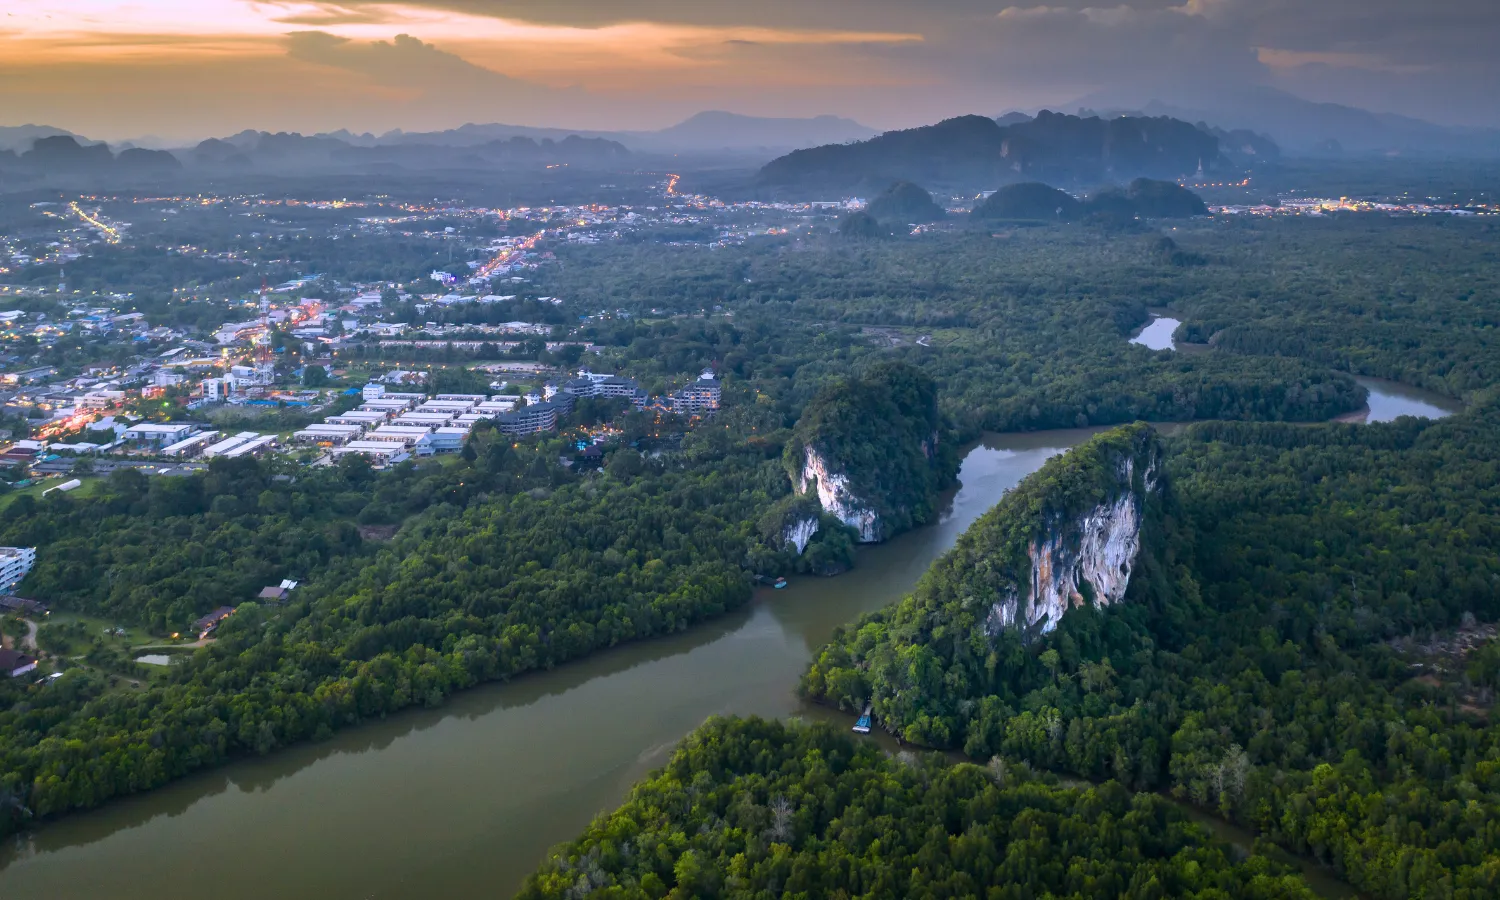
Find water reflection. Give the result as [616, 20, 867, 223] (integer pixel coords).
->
[1129, 316, 1181, 351]
[1340, 376, 1462, 423]
[0, 430, 1102, 900]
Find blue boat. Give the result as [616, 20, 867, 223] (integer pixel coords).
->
[852, 706, 872, 734]
[773, 577, 788, 589]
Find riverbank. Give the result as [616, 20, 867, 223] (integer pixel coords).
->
[0, 407, 1451, 898]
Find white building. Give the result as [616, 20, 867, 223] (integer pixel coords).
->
[153, 370, 186, 388]
[202, 432, 261, 457]
[160, 431, 220, 458]
[362, 382, 386, 401]
[78, 390, 126, 411]
[330, 441, 413, 465]
[292, 424, 364, 446]
[125, 422, 196, 448]
[0, 546, 37, 594]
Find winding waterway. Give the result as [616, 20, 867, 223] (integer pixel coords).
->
[2, 380, 1454, 897]
[0, 430, 1108, 900]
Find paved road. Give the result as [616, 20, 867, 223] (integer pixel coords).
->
[31, 459, 206, 477]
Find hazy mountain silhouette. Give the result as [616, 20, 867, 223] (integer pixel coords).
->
[1074, 84, 1500, 156]
[758, 111, 1228, 193]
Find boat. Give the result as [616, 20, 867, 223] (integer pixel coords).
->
[852, 705, 872, 734]
[773, 577, 788, 589]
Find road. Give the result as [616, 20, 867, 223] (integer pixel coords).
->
[31, 459, 206, 477]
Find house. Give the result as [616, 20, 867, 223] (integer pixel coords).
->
[0, 649, 37, 678]
[0, 595, 48, 615]
[192, 606, 236, 639]
[257, 586, 290, 603]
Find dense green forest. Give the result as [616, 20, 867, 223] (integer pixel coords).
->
[519, 716, 1318, 899]
[803, 402, 1500, 898]
[4, 205, 1500, 898]
[0, 417, 877, 833]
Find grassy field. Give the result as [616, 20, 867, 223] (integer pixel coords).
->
[0, 475, 101, 512]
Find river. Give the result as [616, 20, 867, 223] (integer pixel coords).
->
[0, 429, 1110, 900]
[1128, 313, 1462, 424]
[4, 390, 1450, 897]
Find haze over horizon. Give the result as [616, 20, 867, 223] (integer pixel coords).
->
[4, 0, 1497, 142]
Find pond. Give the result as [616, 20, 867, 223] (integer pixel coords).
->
[1342, 376, 1462, 423]
[1129, 315, 1181, 351]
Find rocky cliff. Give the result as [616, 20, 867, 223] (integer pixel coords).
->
[800, 423, 1169, 746]
[985, 448, 1158, 635]
[786, 362, 956, 544]
[795, 446, 880, 542]
[782, 514, 820, 555]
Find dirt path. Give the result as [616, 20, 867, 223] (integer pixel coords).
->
[1, 618, 37, 653]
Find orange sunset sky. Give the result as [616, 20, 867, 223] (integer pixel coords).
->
[3, 1, 1495, 140]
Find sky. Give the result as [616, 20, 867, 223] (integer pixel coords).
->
[2, 0, 1496, 141]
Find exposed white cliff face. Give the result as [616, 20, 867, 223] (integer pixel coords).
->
[986, 454, 1158, 636]
[797, 446, 880, 543]
[783, 516, 820, 555]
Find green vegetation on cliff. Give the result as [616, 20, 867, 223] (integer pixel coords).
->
[864, 180, 945, 225]
[972, 182, 1080, 222]
[519, 716, 1316, 900]
[801, 400, 1500, 898]
[785, 362, 959, 541]
[802, 423, 1174, 745]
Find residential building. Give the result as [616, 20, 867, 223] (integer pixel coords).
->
[330, 441, 412, 464]
[0, 546, 37, 594]
[561, 372, 647, 409]
[428, 426, 469, 453]
[292, 424, 364, 445]
[497, 401, 564, 435]
[326, 411, 390, 428]
[667, 371, 722, 414]
[365, 425, 436, 446]
[125, 422, 196, 448]
[202, 432, 261, 457]
[193, 606, 236, 639]
[0, 649, 37, 678]
[393, 412, 455, 429]
[153, 371, 186, 388]
[160, 431, 220, 458]
[78, 390, 126, 411]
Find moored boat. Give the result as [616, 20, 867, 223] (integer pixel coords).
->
[852, 706, 872, 734]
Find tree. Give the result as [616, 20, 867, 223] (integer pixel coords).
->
[302, 364, 329, 387]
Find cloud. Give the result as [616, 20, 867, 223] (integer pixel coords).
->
[2, 0, 1497, 136]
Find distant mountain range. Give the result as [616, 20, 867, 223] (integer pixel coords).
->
[0, 112, 880, 185]
[326, 111, 874, 155]
[757, 111, 1235, 194]
[0, 135, 180, 176]
[1070, 85, 1500, 157]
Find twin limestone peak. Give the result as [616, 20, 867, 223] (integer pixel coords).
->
[987, 448, 1159, 635]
